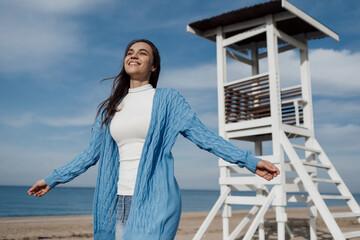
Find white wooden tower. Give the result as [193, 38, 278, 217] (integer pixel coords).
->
[187, 1, 360, 239]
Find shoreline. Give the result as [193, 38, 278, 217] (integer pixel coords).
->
[1, 207, 359, 240]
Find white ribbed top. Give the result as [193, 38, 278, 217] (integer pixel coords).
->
[109, 83, 155, 195]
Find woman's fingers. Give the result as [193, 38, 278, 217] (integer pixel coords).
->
[35, 189, 46, 197]
[264, 161, 279, 174]
[28, 185, 39, 195]
[255, 160, 280, 181]
[34, 189, 48, 197]
[262, 160, 280, 176]
[27, 184, 38, 194]
[28, 179, 50, 197]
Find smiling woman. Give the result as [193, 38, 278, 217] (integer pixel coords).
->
[96, 39, 161, 129]
[27, 39, 279, 240]
[124, 42, 157, 83]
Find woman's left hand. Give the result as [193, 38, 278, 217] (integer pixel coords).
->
[28, 179, 51, 197]
[255, 160, 280, 181]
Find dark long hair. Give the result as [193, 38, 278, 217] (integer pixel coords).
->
[96, 39, 161, 128]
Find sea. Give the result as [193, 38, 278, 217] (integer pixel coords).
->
[0, 185, 359, 218]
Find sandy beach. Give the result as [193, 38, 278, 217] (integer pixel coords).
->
[1, 207, 359, 240]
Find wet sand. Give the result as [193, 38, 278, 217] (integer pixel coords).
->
[1, 207, 359, 239]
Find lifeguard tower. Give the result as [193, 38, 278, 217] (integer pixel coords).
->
[187, 1, 360, 239]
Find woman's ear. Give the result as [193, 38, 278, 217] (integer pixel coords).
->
[151, 66, 156, 72]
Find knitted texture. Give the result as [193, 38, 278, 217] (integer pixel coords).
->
[44, 88, 260, 240]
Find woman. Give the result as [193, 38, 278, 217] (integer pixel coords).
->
[28, 39, 280, 240]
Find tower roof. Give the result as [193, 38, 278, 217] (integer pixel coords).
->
[187, 0, 339, 49]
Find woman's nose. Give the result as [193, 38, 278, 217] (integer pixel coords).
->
[130, 53, 138, 59]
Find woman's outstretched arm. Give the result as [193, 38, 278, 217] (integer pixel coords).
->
[28, 111, 105, 196]
[173, 89, 279, 180]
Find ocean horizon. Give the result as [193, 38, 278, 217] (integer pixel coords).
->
[1, 185, 359, 218]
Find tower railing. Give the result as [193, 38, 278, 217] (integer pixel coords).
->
[281, 85, 306, 126]
[224, 74, 305, 126]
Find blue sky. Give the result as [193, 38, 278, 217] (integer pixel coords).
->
[0, 0, 359, 194]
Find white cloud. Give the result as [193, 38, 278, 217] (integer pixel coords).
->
[3, 0, 108, 15]
[314, 98, 360, 124]
[0, 111, 95, 128]
[311, 49, 360, 96]
[316, 123, 360, 153]
[21, 0, 106, 14]
[160, 63, 218, 89]
[0, 20, 81, 73]
[41, 113, 95, 127]
[43, 130, 89, 141]
[0, 112, 35, 128]
[0, 0, 107, 74]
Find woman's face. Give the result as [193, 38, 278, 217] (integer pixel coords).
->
[124, 42, 156, 81]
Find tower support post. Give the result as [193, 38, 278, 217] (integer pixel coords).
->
[266, 15, 287, 240]
[216, 26, 231, 240]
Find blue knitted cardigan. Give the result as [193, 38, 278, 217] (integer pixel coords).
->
[44, 88, 260, 240]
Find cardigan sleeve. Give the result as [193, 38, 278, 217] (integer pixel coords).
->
[44, 111, 105, 188]
[174, 89, 261, 173]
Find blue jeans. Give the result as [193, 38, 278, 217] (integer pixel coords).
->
[115, 195, 132, 240]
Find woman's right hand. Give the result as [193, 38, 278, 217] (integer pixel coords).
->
[255, 160, 280, 181]
[27, 179, 51, 197]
